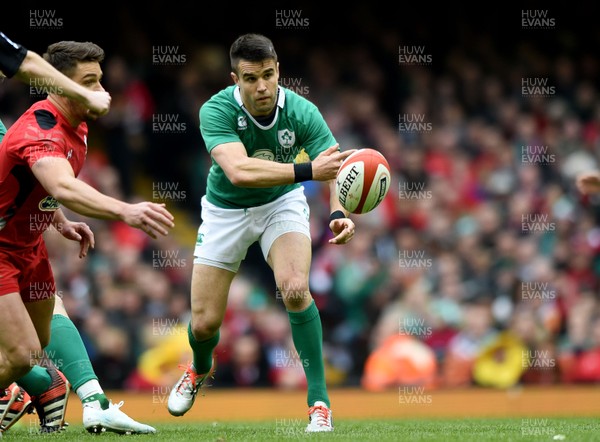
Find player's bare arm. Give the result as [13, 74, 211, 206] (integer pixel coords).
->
[51, 208, 95, 258]
[576, 170, 600, 195]
[32, 156, 175, 238]
[212, 142, 354, 187]
[327, 179, 354, 245]
[15, 50, 111, 116]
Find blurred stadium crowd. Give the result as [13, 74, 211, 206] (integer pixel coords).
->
[1, 4, 599, 392]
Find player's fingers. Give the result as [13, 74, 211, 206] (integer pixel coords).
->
[337, 149, 358, 160]
[329, 233, 346, 244]
[333, 219, 355, 234]
[80, 224, 95, 247]
[77, 228, 90, 257]
[80, 238, 90, 258]
[140, 220, 159, 239]
[88, 230, 95, 249]
[151, 204, 175, 223]
[143, 214, 170, 236]
[329, 225, 353, 245]
[147, 211, 175, 233]
[320, 143, 339, 157]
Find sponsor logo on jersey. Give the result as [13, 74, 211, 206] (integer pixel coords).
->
[252, 149, 275, 161]
[38, 195, 60, 211]
[237, 116, 248, 130]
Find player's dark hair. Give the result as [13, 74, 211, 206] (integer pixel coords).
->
[230, 33, 277, 74]
[43, 41, 105, 77]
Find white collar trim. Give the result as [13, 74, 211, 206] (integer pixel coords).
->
[233, 86, 285, 130]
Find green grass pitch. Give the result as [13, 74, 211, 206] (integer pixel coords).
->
[4, 418, 600, 441]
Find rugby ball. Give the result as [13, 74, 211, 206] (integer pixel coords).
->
[335, 148, 391, 214]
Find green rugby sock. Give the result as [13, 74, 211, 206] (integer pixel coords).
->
[288, 300, 330, 408]
[188, 323, 219, 374]
[45, 314, 101, 394]
[17, 365, 51, 396]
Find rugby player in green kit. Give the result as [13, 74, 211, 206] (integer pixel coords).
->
[168, 33, 355, 432]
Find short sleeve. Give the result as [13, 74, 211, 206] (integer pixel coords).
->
[199, 100, 241, 153]
[0, 32, 28, 78]
[22, 140, 67, 168]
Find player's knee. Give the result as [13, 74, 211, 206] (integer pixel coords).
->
[5, 344, 40, 378]
[190, 318, 221, 341]
[277, 276, 311, 310]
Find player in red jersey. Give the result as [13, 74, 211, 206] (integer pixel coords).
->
[0, 31, 111, 134]
[0, 40, 173, 433]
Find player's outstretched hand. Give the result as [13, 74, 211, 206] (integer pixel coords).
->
[122, 202, 175, 239]
[576, 170, 600, 195]
[85, 90, 112, 118]
[312, 144, 357, 181]
[329, 217, 355, 245]
[58, 220, 95, 258]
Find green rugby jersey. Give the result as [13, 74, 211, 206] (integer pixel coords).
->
[200, 85, 336, 208]
[0, 119, 6, 142]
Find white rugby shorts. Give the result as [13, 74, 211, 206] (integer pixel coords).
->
[193, 187, 310, 272]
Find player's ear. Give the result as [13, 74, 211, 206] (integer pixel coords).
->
[230, 71, 239, 85]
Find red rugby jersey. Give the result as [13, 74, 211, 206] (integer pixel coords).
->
[0, 99, 88, 247]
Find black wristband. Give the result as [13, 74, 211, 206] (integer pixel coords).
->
[329, 210, 346, 222]
[293, 162, 313, 183]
